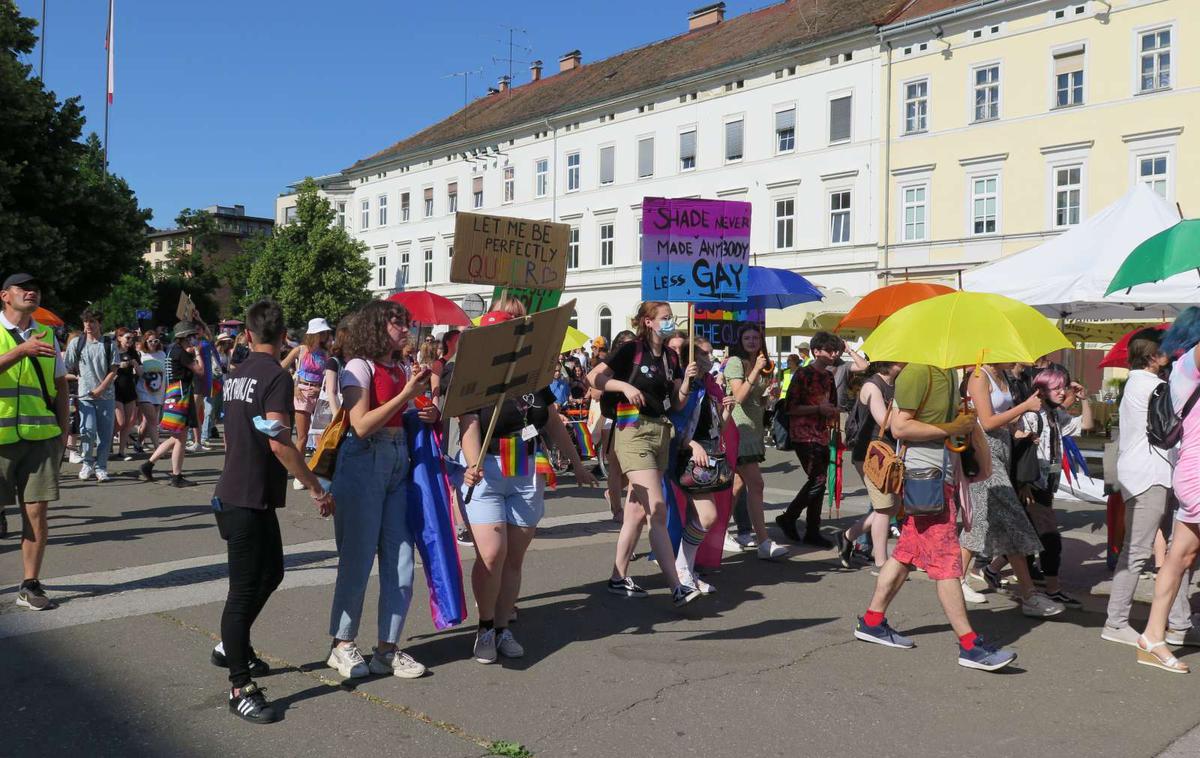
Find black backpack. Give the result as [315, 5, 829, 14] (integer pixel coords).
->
[1148, 381, 1200, 450]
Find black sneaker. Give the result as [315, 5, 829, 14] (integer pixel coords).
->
[607, 576, 648, 598]
[456, 527, 473, 546]
[982, 566, 1003, 591]
[15, 580, 57, 611]
[139, 461, 156, 482]
[228, 682, 278, 724]
[169, 474, 194, 488]
[212, 642, 270, 677]
[836, 531, 854, 568]
[672, 584, 701, 607]
[775, 514, 802, 542]
[1046, 590, 1082, 609]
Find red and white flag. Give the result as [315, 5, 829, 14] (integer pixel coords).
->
[105, 0, 115, 103]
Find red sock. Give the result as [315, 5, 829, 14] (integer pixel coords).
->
[959, 632, 978, 650]
[864, 610, 885, 627]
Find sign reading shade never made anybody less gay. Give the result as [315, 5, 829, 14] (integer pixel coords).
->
[640, 197, 751, 303]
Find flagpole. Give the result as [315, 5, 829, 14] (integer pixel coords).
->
[103, 0, 113, 171]
[39, 0, 46, 78]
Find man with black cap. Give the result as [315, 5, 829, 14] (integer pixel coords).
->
[0, 273, 70, 610]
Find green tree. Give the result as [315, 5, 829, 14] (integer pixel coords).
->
[234, 179, 371, 328]
[0, 3, 151, 320]
[93, 265, 158, 331]
[150, 208, 222, 326]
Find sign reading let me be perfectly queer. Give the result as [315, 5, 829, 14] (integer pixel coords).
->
[640, 197, 751, 303]
[452, 211, 570, 290]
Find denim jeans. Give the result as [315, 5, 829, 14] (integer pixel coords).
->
[329, 430, 413, 643]
[78, 397, 115, 471]
[202, 396, 218, 440]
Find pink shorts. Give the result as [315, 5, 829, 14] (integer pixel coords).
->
[293, 381, 320, 414]
[892, 484, 963, 580]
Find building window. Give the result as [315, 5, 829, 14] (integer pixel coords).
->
[779, 336, 792, 353]
[774, 198, 794, 250]
[567, 226, 579, 269]
[447, 183, 457, 213]
[637, 137, 654, 179]
[421, 187, 433, 218]
[1139, 28, 1171, 92]
[503, 167, 515, 204]
[971, 175, 998, 234]
[904, 79, 928, 133]
[902, 185, 928, 241]
[377, 255, 387, 288]
[399, 251, 410, 286]
[600, 223, 614, 266]
[829, 191, 851, 244]
[829, 95, 852, 143]
[724, 119, 743, 162]
[1140, 154, 1169, 197]
[636, 216, 642, 256]
[599, 307, 612, 343]
[775, 108, 796, 153]
[473, 176, 483, 208]
[154, 240, 163, 252]
[378, 195, 388, 226]
[535, 158, 549, 197]
[335, 202, 346, 228]
[360, 199, 369, 230]
[1054, 165, 1082, 227]
[600, 146, 615, 186]
[679, 130, 696, 171]
[973, 65, 1000, 122]
[447, 245, 454, 261]
[423, 248, 433, 283]
[283, 207, 297, 225]
[401, 192, 410, 221]
[566, 152, 580, 192]
[1054, 49, 1084, 107]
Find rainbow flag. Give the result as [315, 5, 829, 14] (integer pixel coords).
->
[573, 422, 597, 458]
[498, 436, 532, 477]
[535, 450, 557, 490]
[615, 402, 640, 430]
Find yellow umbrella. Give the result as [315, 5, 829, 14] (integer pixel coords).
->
[472, 315, 589, 353]
[860, 292, 1072, 369]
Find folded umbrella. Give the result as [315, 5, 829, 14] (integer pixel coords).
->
[1106, 219, 1200, 295]
[387, 291, 471, 327]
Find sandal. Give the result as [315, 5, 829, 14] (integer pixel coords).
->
[1136, 634, 1190, 674]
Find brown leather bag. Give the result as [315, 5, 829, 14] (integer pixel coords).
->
[863, 369, 933, 495]
[308, 408, 349, 479]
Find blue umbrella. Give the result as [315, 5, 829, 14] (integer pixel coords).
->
[698, 265, 823, 310]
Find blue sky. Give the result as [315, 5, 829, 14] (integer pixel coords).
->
[16, 0, 765, 227]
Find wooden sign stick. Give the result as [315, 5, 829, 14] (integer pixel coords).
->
[687, 303, 695, 391]
[463, 311, 529, 504]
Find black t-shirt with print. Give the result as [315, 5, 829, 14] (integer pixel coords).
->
[167, 343, 196, 388]
[214, 352, 294, 510]
[475, 387, 558, 440]
[601, 339, 681, 419]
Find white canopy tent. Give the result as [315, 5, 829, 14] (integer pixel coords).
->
[961, 184, 1196, 320]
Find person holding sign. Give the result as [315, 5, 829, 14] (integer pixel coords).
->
[589, 301, 701, 607]
[324, 301, 439, 681]
[458, 300, 598, 664]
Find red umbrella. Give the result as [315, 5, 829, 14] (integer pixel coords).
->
[386, 291, 471, 326]
[1098, 323, 1169, 368]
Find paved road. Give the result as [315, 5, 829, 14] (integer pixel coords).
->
[1, 445, 1197, 757]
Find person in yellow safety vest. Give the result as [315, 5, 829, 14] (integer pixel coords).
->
[797, 342, 813, 367]
[779, 354, 802, 397]
[0, 273, 70, 612]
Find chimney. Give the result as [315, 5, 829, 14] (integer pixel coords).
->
[498, 75, 511, 92]
[530, 59, 543, 81]
[559, 50, 582, 72]
[688, 2, 725, 31]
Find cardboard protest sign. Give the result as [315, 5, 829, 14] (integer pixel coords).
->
[452, 212, 570, 290]
[693, 305, 766, 350]
[175, 292, 198, 322]
[492, 286, 562, 314]
[641, 197, 751, 303]
[442, 300, 574, 419]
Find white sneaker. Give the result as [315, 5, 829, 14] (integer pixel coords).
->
[78, 464, 94, 481]
[292, 478, 306, 491]
[68, 450, 83, 465]
[1167, 627, 1200, 647]
[368, 648, 426, 678]
[496, 629, 525, 658]
[960, 581, 988, 604]
[186, 441, 200, 452]
[757, 539, 788, 560]
[722, 534, 743, 554]
[326, 643, 369, 678]
[734, 533, 758, 550]
[1020, 593, 1064, 618]
[473, 628, 497, 663]
[94, 469, 111, 483]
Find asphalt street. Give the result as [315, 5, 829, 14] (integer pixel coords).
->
[1, 445, 1198, 758]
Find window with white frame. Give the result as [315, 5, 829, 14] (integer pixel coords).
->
[423, 248, 433, 283]
[360, 199, 370, 230]
[335, 202, 346, 228]
[399, 250, 410, 286]
[973, 65, 1000, 121]
[283, 207, 297, 224]
[1054, 49, 1084, 107]
[775, 108, 795, 152]
[637, 137, 654, 179]
[636, 216, 642, 256]
[400, 192, 410, 221]
[904, 79, 928, 133]
[1139, 154, 1169, 197]
[599, 306, 612, 343]
[376, 254, 387, 288]
[1139, 28, 1171, 92]
[423, 187, 434, 217]
[774, 198, 794, 250]
[829, 191, 851, 244]
[503, 166, 515, 203]
[679, 130, 696, 171]
[535, 158, 549, 197]
[1054, 165, 1082, 227]
[600, 146, 615, 185]
[902, 185, 928, 241]
[472, 177, 483, 208]
[447, 245, 454, 261]
[568, 226, 579, 269]
[600, 223, 614, 266]
[829, 95, 852, 143]
[378, 195, 388, 226]
[567, 152, 580, 191]
[971, 175, 998, 234]
[725, 119, 744, 162]
[447, 183, 457, 213]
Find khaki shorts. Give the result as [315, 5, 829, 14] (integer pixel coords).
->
[0, 438, 63, 506]
[614, 417, 672, 474]
[865, 476, 898, 513]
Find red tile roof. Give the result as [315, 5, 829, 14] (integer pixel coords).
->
[349, 0, 904, 172]
[884, 0, 996, 25]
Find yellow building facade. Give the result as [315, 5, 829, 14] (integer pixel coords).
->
[877, 0, 1196, 285]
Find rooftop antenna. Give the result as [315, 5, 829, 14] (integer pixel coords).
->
[492, 24, 531, 94]
[443, 67, 483, 106]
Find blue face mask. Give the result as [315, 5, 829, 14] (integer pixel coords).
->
[656, 318, 676, 338]
[252, 415, 288, 439]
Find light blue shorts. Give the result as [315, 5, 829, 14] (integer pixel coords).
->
[459, 450, 545, 527]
